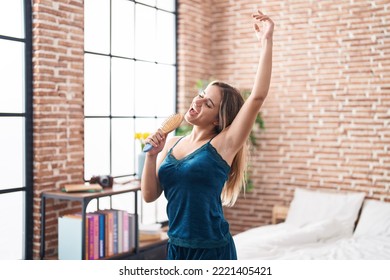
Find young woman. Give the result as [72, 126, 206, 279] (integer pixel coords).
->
[141, 10, 274, 260]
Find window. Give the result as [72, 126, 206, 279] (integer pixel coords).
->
[84, 0, 176, 224]
[0, 0, 33, 260]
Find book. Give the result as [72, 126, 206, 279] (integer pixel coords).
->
[96, 209, 114, 257]
[112, 210, 118, 255]
[58, 214, 82, 260]
[117, 210, 123, 254]
[62, 183, 102, 193]
[91, 213, 100, 259]
[98, 213, 105, 258]
[123, 211, 129, 252]
[128, 214, 137, 250]
[87, 214, 94, 260]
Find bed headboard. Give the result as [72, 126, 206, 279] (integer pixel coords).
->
[272, 205, 289, 224]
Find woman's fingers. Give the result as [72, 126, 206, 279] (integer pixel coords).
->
[252, 14, 270, 21]
[146, 129, 165, 148]
[252, 10, 274, 39]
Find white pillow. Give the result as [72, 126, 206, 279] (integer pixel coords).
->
[354, 199, 390, 237]
[285, 188, 365, 235]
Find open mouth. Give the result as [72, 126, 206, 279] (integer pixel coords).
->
[189, 105, 199, 115]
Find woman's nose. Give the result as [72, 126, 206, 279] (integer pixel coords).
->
[194, 97, 205, 106]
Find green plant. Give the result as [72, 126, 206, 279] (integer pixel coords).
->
[175, 124, 192, 136]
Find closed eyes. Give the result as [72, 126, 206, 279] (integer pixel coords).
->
[198, 90, 215, 108]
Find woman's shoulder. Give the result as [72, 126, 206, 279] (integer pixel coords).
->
[165, 135, 185, 150]
[210, 129, 235, 165]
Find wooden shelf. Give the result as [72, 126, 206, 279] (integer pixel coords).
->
[40, 180, 168, 260]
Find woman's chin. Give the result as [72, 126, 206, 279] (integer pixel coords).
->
[184, 112, 195, 124]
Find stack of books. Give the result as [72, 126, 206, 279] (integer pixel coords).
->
[58, 209, 137, 260]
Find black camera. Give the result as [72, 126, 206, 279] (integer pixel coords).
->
[89, 175, 114, 188]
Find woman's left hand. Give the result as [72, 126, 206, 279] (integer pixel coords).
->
[252, 10, 274, 43]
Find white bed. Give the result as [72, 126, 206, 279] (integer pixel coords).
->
[233, 188, 390, 260]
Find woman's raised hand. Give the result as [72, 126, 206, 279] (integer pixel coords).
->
[252, 10, 274, 44]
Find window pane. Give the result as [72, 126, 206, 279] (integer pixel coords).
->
[134, 61, 157, 116]
[112, 0, 134, 58]
[134, 117, 159, 152]
[0, 0, 24, 38]
[111, 58, 134, 116]
[133, 63, 175, 117]
[135, 4, 156, 61]
[0, 39, 24, 113]
[112, 118, 134, 177]
[84, 54, 110, 116]
[154, 64, 176, 116]
[84, 118, 110, 179]
[0, 191, 24, 259]
[0, 117, 24, 190]
[156, 195, 168, 222]
[111, 192, 136, 214]
[156, 0, 175, 12]
[141, 199, 156, 225]
[156, 10, 176, 64]
[84, 0, 110, 54]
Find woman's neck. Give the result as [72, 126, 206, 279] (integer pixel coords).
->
[188, 127, 217, 143]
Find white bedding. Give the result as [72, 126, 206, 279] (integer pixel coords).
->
[233, 223, 390, 260]
[233, 189, 390, 260]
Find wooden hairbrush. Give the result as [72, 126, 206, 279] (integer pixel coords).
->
[143, 113, 184, 152]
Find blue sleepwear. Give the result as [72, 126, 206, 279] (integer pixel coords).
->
[158, 137, 237, 260]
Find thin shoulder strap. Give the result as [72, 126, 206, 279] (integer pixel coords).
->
[208, 134, 218, 143]
[169, 136, 186, 152]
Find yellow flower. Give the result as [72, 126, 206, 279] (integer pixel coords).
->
[134, 132, 150, 150]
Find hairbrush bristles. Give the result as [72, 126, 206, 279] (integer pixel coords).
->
[143, 113, 184, 152]
[160, 113, 184, 134]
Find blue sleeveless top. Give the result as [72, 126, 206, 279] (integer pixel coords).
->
[158, 137, 232, 248]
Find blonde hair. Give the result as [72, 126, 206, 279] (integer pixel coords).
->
[211, 81, 249, 207]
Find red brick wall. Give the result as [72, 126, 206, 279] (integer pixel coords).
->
[177, 0, 390, 234]
[32, 0, 84, 259]
[177, 0, 214, 116]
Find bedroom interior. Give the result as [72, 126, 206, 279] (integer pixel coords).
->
[0, 0, 388, 262]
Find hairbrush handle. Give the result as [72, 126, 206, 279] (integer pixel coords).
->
[143, 143, 153, 152]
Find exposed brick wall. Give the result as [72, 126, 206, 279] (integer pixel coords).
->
[177, 0, 214, 117]
[177, 0, 390, 234]
[32, 0, 84, 259]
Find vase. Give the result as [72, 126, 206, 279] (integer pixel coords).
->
[137, 152, 146, 179]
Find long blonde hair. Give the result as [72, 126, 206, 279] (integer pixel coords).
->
[211, 81, 249, 207]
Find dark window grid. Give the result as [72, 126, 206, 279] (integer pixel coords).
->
[130, 0, 177, 14]
[0, 0, 33, 259]
[84, 1, 176, 181]
[0, 113, 26, 117]
[24, 0, 34, 260]
[0, 35, 26, 42]
[84, 0, 176, 225]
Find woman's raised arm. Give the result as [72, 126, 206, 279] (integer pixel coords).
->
[224, 10, 274, 153]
